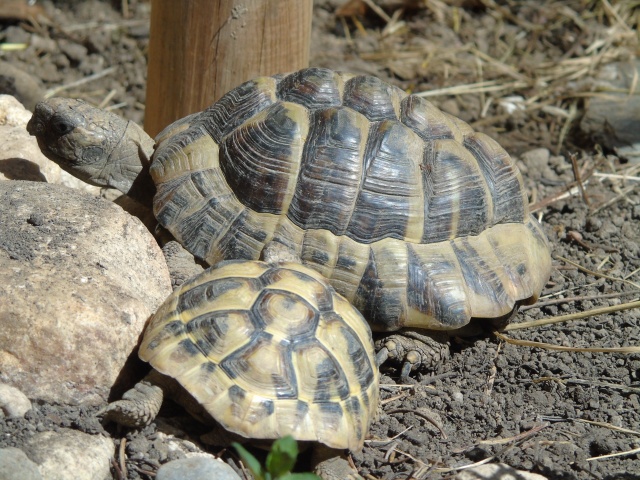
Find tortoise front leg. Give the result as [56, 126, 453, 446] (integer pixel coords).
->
[98, 379, 164, 428]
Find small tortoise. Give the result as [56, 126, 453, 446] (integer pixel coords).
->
[101, 259, 379, 451]
[27, 67, 551, 375]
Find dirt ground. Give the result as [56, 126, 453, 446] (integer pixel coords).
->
[1, 1, 639, 479]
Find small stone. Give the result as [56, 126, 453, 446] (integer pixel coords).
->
[520, 149, 553, 180]
[0, 447, 43, 480]
[0, 94, 33, 127]
[156, 456, 242, 480]
[454, 463, 548, 480]
[314, 455, 360, 480]
[0, 383, 32, 418]
[23, 429, 114, 480]
[58, 40, 88, 64]
[451, 389, 464, 403]
[0, 62, 45, 111]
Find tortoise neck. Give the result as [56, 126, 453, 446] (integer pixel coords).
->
[126, 163, 156, 205]
[118, 120, 157, 205]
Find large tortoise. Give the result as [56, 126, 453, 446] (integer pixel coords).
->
[27, 67, 551, 374]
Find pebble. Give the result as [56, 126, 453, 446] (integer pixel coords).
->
[519, 148, 553, 180]
[0, 62, 45, 111]
[454, 463, 548, 480]
[22, 429, 114, 480]
[580, 60, 640, 161]
[155, 455, 242, 480]
[0, 447, 42, 480]
[0, 383, 32, 418]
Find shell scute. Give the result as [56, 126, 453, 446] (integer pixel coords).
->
[286, 106, 366, 234]
[421, 139, 492, 243]
[348, 120, 424, 242]
[221, 102, 308, 215]
[463, 132, 526, 223]
[342, 74, 405, 121]
[277, 67, 343, 109]
[200, 76, 278, 143]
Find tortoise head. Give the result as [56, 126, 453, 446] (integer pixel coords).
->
[27, 98, 155, 202]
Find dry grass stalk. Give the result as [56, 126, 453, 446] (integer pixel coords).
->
[521, 290, 640, 310]
[45, 67, 118, 98]
[495, 330, 640, 354]
[339, 0, 638, 155]
[575, 418, 640, 437]
[587, 446, 640, 461]
[503, 300, 640, 332]
[555, 255, 640, 290]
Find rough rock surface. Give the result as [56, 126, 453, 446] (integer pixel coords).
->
[0, 383, 32, 419]
[0, 447, 43, 480]
[0, 181, 171, 405]
[454, 463, 549, 479]
[23, 429, 114, 480]
[155, 456, 242, 480]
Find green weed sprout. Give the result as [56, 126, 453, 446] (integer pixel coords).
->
[233, 436, 321, 480]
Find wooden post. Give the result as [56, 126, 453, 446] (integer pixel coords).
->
[144, 0, 313, 137]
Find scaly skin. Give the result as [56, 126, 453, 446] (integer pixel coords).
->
[27, 98, 156, 205]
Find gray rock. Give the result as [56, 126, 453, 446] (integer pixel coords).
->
[0, 447, 43, 480]
[0, 383, 32, 418]
[0, 181, 172, 405]
[580, 61, 640, 161]
[23, 429, 114, 480]
[519, 148, 553, 181]
[156, 456, 242, 480]
[314, 455, 362, 479]
[454, 463, 548, 480]
[0, 62, 45, 111]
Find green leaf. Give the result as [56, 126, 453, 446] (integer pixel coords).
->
[265, 436, 298, 477]
[233, 442, 265, 480]
[278, 474, 322, 480]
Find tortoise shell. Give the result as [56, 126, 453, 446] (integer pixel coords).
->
[150, 67, 551, 332]
[140, 260, 379, 451]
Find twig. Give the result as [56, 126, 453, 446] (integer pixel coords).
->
[592, 184, 638, 214]
[361, 0, 392, 23]
[386, 408, 447, 438]
[503, 300, 640, 331]
[477, 423, 549, 446]
[529, 377, 640, 394]
[45, 67, 118, 97]
[588, 446, 640, 461]
[521, 290, 639, 310]
[574, 418, 640, 436]
[594, 172, 640, 182]
[416, 79, 529, 98]
[119, 438, 127, 479]
[555, 255, 640, 290]
[570, 151, 590, 205]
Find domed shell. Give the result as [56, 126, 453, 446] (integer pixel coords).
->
[150, 67, 551, 332]
[139, 260, 379, 451]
